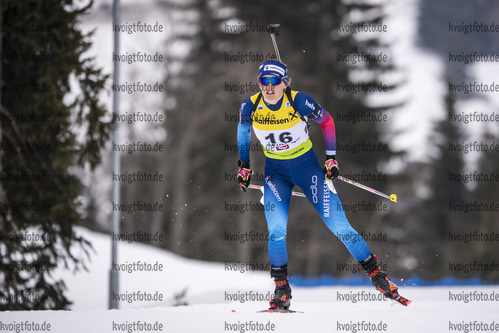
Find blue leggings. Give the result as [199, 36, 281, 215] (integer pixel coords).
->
[263, 149, 371, 267]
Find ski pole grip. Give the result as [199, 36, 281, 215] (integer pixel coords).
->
[267, 24, 280, 36]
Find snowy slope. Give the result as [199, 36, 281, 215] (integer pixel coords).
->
[54, 228, 273, 310]
[2, 293, 498, 332]
[2, 227, 498, 333]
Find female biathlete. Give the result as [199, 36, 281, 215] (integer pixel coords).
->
[236, 60, 406, 310]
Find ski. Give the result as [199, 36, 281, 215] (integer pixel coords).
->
[387, 291, 412, 306]
[257, 308, 303, 313]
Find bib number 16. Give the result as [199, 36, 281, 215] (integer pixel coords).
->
[264, 132, 292, 144]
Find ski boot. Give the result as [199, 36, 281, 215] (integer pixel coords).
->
[268, 265, 292, 310]
[360, 254, 411, 306]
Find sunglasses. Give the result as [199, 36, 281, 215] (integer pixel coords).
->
[259, 76, 283, 86]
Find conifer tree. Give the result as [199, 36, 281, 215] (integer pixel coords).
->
[162, 0, 245, 259]
[468, 127, 499, 281]
[416, 86, 467, 279]
[0, 0, 110, 309]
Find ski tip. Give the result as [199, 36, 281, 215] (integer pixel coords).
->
[392, 294, 412, 306]
[401, 298, 412, 306]
[389, 194, 397, 202]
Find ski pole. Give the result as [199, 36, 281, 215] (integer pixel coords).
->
[247, 184, 304, 205]
[247, 184, 305, 197]
[336, 175, 398, 203]
[248, 177, 396, 203]
[247, 178, 335, 205]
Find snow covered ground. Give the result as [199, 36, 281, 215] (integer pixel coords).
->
[1, 228, 498, 333]
[2, 292, 498, 332]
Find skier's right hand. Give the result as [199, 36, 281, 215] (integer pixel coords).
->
[237, 160, 252, 191]
[324, 155, 339, 180]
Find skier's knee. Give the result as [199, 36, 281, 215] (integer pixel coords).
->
[333, 225, 358, 244]
[268, 224, 287, 242]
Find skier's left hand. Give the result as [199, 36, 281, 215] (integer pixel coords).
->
[324, 156, 339, 180]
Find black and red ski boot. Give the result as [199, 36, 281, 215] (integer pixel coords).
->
[268, 265, 292, 310]
[269, 278, 292, 310]
[360, 254, 411, 306]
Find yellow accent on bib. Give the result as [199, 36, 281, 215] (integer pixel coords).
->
[251, 91, 312, 159]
